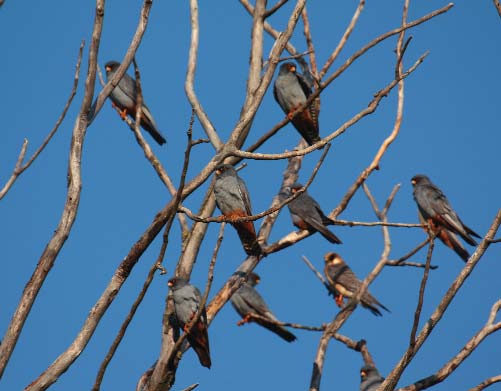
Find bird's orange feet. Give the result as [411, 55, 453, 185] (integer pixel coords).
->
[335, 294, 344, 308]
[237, 314, 252, 326]
[119, 108, 128, 120]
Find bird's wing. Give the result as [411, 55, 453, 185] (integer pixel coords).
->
[236, 176, 253, 216]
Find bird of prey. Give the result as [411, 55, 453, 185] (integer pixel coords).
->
[273, 62, 321, 146]
[231, 273, 297, 342]
[88, 60, 166, 145]
[213, 164, 262, 256]
[360, 365, 384, 391]
[168, 277, 211, 368]
[411, 174, 481, 262]
[284, 183, 342, 244]
[323, 252, 389, 316]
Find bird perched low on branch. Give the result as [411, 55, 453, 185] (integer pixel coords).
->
[88, 60, 166, 145]
[283, 183, 342, 244]
[323, 252, 389, 316]
[168, 277, 211, 368]
[231, 273, 297, 342]
[213, 164, 262, 256]
[411, 174, 481, 262]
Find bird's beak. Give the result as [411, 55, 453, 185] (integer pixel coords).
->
[167, 280, 174, 287]
[105, 66, 111, 72]
[290, 65, 296, 73]
[215, 169, 222, 176]
[361, 371, 367, 378]
[411, 179, 416, 185]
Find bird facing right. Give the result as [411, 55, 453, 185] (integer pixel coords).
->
[88, 60, 167, 145]
[273, 62, 321, 146]
[323, 252, 389, 316]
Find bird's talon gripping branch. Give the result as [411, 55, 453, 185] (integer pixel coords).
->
[119, 108, 128, 120]
[335, 294, 344, 308]
[237, 314, 252, 326]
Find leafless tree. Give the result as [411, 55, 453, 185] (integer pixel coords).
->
[1, 1, 500, 391]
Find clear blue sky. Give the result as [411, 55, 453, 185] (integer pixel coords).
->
[1, 1, 500, 390]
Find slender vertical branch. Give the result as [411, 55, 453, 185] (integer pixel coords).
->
[0, 3, 104, 380]
[185, 0, 222, 149]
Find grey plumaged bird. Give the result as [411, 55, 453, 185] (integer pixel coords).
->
[284, 183, 341, 244]
[324, 252, 389, 316]
[273, 62, 321, 146]
[360, 365, 384, 391]
[88, 60, 166, 145]
[231, 273, 297, 342]
[213, 164, 262, 256]
[168, 277, 211, 368]
[411, 174, 480, 262]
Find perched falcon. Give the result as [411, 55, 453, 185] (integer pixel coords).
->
[231, 273, 297, 342]
[213, 164, 262, 256]
[168, 277, 211, 368]
[273, 62, 320, 146]
[285, 183, 341, 244]
[360, 365, 384, 391]
[411, 174, 480, 262]
[88, 60, 166, 145]
[324, 252, 389, 316]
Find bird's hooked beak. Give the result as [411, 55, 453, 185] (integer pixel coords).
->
[360, 370, 367, 379]
[411, 179, 416, 186]
[167, 278, 175, 287]
[105, 65, 112, 72]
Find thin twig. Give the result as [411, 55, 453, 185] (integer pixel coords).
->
[409, 236, 435, 347]
[318, 0, 365, 79]
[179, 144, 331, 225]
[185, 0, 222, 149]
[264, 0, 289, 18]
[0, 42, 84, 200]
[387, 238, 431, 265]
[20, 2, 155, 387]
[467, 375, 501, 391]
[381, 210, 501, 390]
[92, 262, 160, 391]
[493, 0, 501, 18]
[397, 300, 501, 391]
[301, 256, 339, 299]
[301, 6, 318, 80]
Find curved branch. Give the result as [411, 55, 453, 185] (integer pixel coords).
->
[0, 43, 83, 201]
[381, 209, 501, 390]
[185, 0, 222, 149]
[397, 300, 501, 391]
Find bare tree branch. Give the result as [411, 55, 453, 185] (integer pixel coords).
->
[381, 209, 501, 390]
[493, 0, 501, 18]
[318, 0, 365, 79]
[0, 42, 84, 200]
[18, 2, 157, 388]
[467, 375, 501, 391]
[397, 300, 501, 391]
[408, 237, 435, 347]
[0, 5, 104, 380]
[185, 0, 222, 149]
[264, 0, 289, 18]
